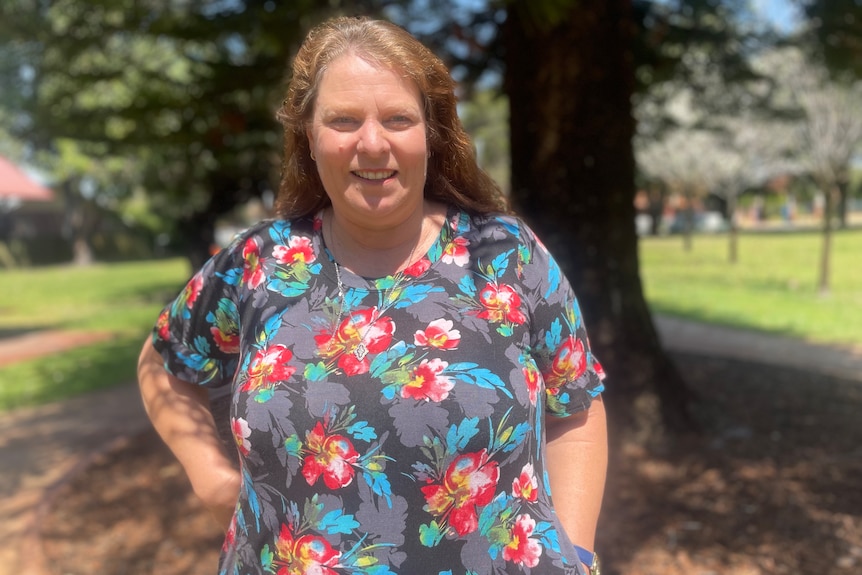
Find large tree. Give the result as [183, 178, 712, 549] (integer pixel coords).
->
[503, 0, 694, 436]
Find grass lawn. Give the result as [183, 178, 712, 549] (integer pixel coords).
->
[0, 258, 191, 410]
[639, 228, 862, 347]
[1, 229, 860, 411]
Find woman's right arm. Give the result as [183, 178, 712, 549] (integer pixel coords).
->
[137, 337, 240, 531]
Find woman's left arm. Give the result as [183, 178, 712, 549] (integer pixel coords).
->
[545, 395, 608, 552]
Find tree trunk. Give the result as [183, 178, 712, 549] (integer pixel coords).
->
[836, 178, 848, 229]
[727, 193, 738, 264]
[62, 179, 95, 266]
[503, 0, 694, 440]
[682, 188, 694, 252]
[818, 183, 836, 295]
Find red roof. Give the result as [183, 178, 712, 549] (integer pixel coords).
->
[0, 155, 55, 202]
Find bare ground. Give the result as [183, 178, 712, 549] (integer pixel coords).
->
[35, 352, 862, 575]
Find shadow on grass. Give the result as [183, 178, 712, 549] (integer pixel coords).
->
[598, 352, 862, 575]
[649, 304, 804, 340]
[0, 335, 144, 410]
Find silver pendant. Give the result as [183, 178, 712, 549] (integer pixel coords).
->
[353, 342, 369, 361]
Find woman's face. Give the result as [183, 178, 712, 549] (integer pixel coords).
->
[307, 54, 428, 230]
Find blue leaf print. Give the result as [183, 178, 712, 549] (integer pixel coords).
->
[370, 341, 407, 378]
[419, 521, 445, 547]
[392, 284, 445, 309]
[544, 259, 562, 299]
[318, 509, 360, 534]
[267, 278, 308, 298]
[254, 388, 275, 403]
[244, 467, 262, 532]
[268, 220, 293, 244]
[260, 311, 283, 342]
[540, 527, 562, 553]
[545, 317, 563, 350]
[500, 421, 531, 453]
[445, 418, 479, 453]
[498, 216, 520, 236]
[446, 363, 513, 399]
[284, 435, 302, 458]
[344, 287, 370, 308]
[478, 491, 510, 535]
[457, 275, 476, 297]
[366, 566, 398, 575]
[303, 362, 328, 382]
[216, 267, 243, 286]
[489, 249, 513, 279]
[362, 470, 393, 506]
[260, 544, 274, 572]
[348, 421, 378, 442]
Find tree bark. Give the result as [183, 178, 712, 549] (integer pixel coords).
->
[503, 0, 694, 440]
[818, 183, 836, 295]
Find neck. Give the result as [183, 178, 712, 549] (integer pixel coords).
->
[326, 201, 446, 277]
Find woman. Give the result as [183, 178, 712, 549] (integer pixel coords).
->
[138, 15, 607, 575]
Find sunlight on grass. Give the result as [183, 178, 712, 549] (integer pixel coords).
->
[0, 258, 191, 410]
[639, 229, 862, 346]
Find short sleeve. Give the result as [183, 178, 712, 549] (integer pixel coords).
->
[151, 235, 246, 388]
[519, 225, 606, 417]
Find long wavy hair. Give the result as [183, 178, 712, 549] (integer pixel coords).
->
[274, 16, 510, 218]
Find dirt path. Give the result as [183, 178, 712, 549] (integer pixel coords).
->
[0, 330, 114, 367]
[0, 383, 149, 575]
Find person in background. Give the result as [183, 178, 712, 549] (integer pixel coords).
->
[137, 15, 607, 575]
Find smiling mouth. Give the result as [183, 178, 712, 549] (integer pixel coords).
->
[353, 170, 396, 181]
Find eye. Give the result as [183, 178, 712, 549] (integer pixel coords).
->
[328, 116, 360, 130]
[386, 115, 417, 129]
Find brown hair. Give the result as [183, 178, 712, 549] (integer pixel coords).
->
[274, 15, 509, 217]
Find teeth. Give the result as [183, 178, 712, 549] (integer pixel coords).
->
[354, 170, 395, 180]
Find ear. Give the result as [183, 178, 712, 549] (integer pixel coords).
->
[306, 126, 315, 159]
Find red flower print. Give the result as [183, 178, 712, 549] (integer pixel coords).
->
[315, 308, 394, 376]
[403, 256, 431, 277]
[179, 273, 204, 309]
[156, 308, 171, 341]
[273, 523, 341, 575]
[401, 358, 454, 402]
[511, 463, 538, 502]
[242, 237, 265, 289]
[222, 515, 236, 552]
[522, 363, 540, 405]
[543, 335, 587, 390]
[421, 450, 500, 536]
[211, 326, 240, 354]
[503, 514, 543, 567]
[273, 236, 317, 265]
[477, 282, 526, 325]
[302, 422, 359, 489]
[442, 236, 470, 267]
[241, 345, 296, 392]
[231, 417, 252, 456]
[414, 319, 461, 350]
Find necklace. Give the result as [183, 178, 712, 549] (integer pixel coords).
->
[328, 212, 424, 361]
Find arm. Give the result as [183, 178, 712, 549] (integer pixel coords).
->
[137, 337, 241, 531]
[545, 395, 607, 559]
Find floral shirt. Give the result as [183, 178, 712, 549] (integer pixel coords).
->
[152, 208, 606, 575]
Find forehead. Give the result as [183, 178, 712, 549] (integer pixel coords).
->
[315, 54, 422, 108]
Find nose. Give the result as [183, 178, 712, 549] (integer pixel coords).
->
[356, 120, 389, 156]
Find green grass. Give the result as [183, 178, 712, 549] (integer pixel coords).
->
[3, 230, 861, 411]
[0, 258, 191, 410]
[639, 228, 862, 347]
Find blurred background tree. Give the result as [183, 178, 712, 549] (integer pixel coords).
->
[1, 0, 858, 437]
